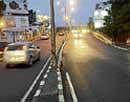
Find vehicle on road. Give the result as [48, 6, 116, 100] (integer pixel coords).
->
[3, 42, 40, 67]
[0, 41, 8, 61]
[58, 32, 64, 36]
[40, 34, 49, 40]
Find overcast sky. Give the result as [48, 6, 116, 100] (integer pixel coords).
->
[28, 0, 100, 26]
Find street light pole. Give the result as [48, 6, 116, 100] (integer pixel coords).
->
[50, 0, 57, 65]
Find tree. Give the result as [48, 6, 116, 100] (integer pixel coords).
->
[103, 0, 130, 44]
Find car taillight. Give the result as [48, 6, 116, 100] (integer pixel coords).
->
[23, 46, 27, 50]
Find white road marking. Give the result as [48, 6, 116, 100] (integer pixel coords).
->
[57, 68, 60, 71]
[113, 45, 128, 51]
[59, 95, 65, 102]
[66, 72, 78, 102]
[49, 66, 52, 69]
[40, 81, 45, 86]
[20, 56, 52, 102]
[44, 74, 48, 79]
[58, 76, 61, 81]
[47, 69, 50, 73]
[58, 84, 63, 90]
[34, 89, 41, 97]
[57, 71, 60, 75]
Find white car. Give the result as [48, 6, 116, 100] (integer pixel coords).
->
[3, 42, 40, 67]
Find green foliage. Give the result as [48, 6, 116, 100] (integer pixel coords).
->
[103, 1, 130, 43]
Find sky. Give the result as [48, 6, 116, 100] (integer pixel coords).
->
[28, 0, 100, 26]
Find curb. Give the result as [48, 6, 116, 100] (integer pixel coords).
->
[112, 45, 128, 51]
[30, 41, 66, 102]
[93, 32, 128, 51]
[57, 42, 67, 102]
[32, 60, 55, 102]
[57, 67, 65, 102]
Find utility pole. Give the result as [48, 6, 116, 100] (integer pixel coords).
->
[50, 0, 57, 65]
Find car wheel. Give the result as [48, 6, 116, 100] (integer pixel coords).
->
[6, 64, 11, 68]
[28, 58, 33, 67]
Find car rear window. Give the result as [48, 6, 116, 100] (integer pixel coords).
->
[7, 45, 25, 51]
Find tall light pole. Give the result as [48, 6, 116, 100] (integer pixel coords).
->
[50, 0, 57, 64]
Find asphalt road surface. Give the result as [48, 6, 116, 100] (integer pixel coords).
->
[63, 32, 130, 102]
[0, 39, 51, 102]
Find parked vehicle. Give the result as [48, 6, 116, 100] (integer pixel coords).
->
[40, 34, 49, 40]
[3, 42, 40, 67]
[0, 41, 8, 61]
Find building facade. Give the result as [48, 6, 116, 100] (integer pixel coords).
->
[2, 0, 29, 42]
[111, 0, 129, 3]
[94, 0, 111, 29]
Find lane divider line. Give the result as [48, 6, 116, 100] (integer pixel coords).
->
[66, 72, 78, 102]
[20, 56, 52, 102]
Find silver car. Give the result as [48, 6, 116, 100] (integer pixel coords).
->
[3, 42, 40, 67]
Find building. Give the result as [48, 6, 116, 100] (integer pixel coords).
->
[2, 0, 29, 42]
[28, 10, 36, 25]
[94, 0, 111, 29]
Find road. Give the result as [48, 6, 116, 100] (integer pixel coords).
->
[0, 40, 50, 102]
[0, 35, 64, 102]
[63, 32, 130, 102]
